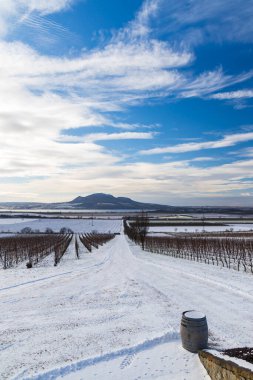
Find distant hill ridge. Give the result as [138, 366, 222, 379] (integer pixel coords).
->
[69, 193, 170, 210]
[1, 193, 253, 213]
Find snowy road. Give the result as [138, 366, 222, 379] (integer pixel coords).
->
[0, 232, 252, 379]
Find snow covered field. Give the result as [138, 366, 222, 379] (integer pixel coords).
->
[149, 224, 253, 233]
[0, 218, 122, 234]
[1, 218, 253, 234]
[0, 218, 37, 225]
[0, 230, 252, 379]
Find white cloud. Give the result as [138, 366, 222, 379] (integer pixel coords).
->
[154, 0, 253, 45]
[122, 0, 160, 39]
[190, 157, 214, 162]
[21, 0, 73, 14]
[211, 90, 253, 100]
[59, 132, 157, 143]
[1, 156, 253, 203]
[0, 0, 73, 16]
[0, 40, 191, 91]
[110, 122, 159, 130]
[240, 147, 253, 157]
[0, 0, 253, 204]
[179, 70, 253, 98]
[140, 132, 253, 155]
[0, 0, 74, 37]
[0, 36, 191, 187]
[0, 6, 194, 198]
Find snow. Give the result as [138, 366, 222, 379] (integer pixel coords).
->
[28, 340, 208, 380]
[0, 233, 17, 238]
[149, 224, 253, 233]
[0, 218, 37, 225]
[207, 349, 253, 372]
[1, 218, 253, 234]
[0, 228, 252, 379]
[183, 311, 206, 320]
[0, 218, 122, 233]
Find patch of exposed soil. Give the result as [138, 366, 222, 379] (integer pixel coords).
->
[223, 347, 253, 364]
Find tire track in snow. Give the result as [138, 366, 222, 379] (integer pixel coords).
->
[2, 234, 250, 378]
[112, 235, 252, 348]
[127, 238, 253, 302]
[0, 271, 73, 293]
[19, 331, 180, 380]
[139, 257, 253, 301]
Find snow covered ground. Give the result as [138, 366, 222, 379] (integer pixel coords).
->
[0, 218, 122, 234]
[1, 217, 253, 234]
[149, 224, 253, 233]
[0, 229, 252, 379]
[0, 218, 37, 225]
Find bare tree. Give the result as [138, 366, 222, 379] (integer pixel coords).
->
[133, 211, 150, 249]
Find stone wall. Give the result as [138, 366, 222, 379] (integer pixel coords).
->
[199, 350, 253, 380]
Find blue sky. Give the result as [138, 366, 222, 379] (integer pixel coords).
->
[1, 0, 253, 205]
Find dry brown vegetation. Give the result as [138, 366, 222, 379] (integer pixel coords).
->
[0, 232, 116, 269]
[79, 233, 115, 252]
[0, 234, 72, 269]
[124, 219, 253, 273]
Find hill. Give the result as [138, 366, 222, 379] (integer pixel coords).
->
[1, 194, 253, 213]
[68, 193, 171, 210]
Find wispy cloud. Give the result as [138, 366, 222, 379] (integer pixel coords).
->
[0, 0, 75, 37]
[16, 12, 80, 48]
[84, 131, 157, 142]
[1, 156, 253, 203]
[211, 90, 253, 100]
[179, 70, 253, 98]
[190, 157, 214, 162]
[0, 0, 253, 203]
[58, 132, 157, 143]
[154, 0, 253, 46]
[240, 147, 253, 157]
[24, 0, 74, 15]
[140, 132, 253, 155]
[117, 0, 160, 40]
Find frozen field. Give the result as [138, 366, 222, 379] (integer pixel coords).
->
[0, 229, 252, 379]
[148, 224, 253, 233]
[0, 218, 122, 234]
[0, 218, 37, 225]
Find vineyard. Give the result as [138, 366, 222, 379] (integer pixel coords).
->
[0, 233, 115, 269]
[1, 228, 252, 379]
[124, 220, 253, 274]
[79, 233, 115, 252]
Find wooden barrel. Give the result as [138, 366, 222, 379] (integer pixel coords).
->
[180, 310, 208, 353]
